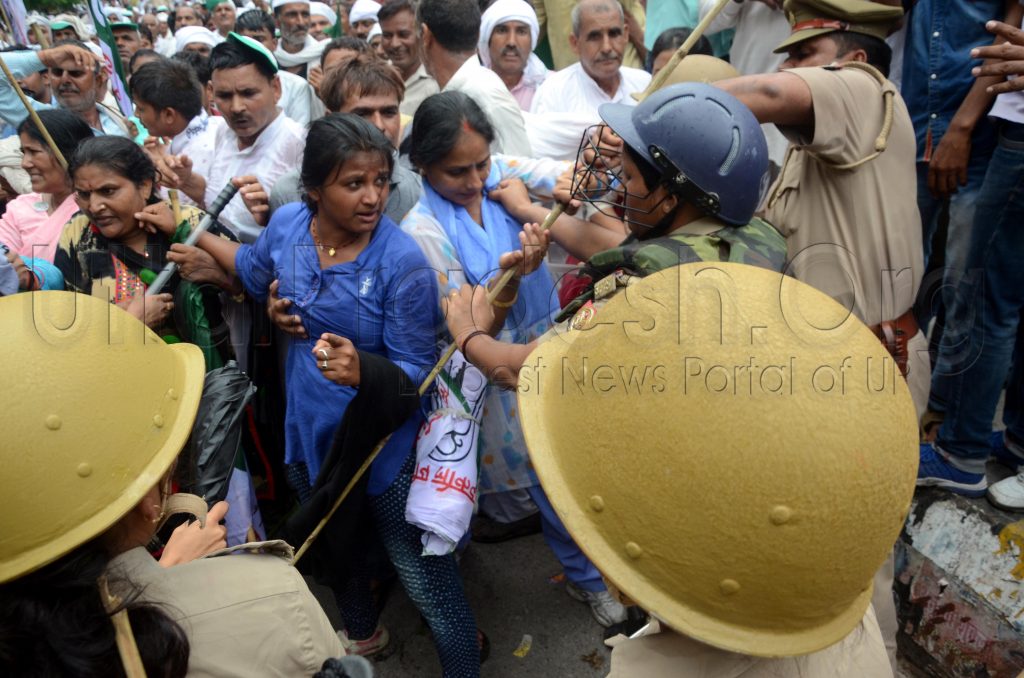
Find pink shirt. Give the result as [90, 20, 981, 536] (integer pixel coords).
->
[510, 77, 538, 112]
[0, 193, 79, 262]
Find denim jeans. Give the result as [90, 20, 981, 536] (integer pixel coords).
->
[337, 453, 479, 677]
[930, 121, 1024, 471]
[915, 158, 987, 329]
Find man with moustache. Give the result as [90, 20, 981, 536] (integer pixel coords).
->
[379, 0, 437, 116]
[164, 33, 305, 371]
[166, 33, 304, 242]
[0, 42, 131, 136]
[273, 0, 325, 78]
[235, 9, 326, 124]
[478, 0, 549, 111]
[531, 0, 651, 116]
[417, 0, 531, 154]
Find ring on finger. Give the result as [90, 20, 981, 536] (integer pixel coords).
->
[320, 359, 328, 371]
[318, 348, 329, 360]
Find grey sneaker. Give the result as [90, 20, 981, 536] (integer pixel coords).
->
[988, 472, 1024, 512]
[566, 581, 628, 627]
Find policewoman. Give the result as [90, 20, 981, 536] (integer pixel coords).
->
[0, 292, 343, 677]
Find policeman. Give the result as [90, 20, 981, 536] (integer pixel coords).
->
[712, 1, 918, 670]
[0, 292, 344, 676]
[716, 0, 925, 405]
[446, 81, 788, 387]
[518, 263, 918, 677]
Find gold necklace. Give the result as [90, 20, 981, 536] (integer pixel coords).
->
[310, 215, 356, 257]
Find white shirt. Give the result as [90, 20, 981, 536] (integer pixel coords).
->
[531, 62, 651, 117]
[526, 62, 648, 161]
[279, 70, 325, 125]
[155, 33, 177, 57]
[205, 111, 306, 243]
[168, 111, 225, 207]
[699, 0, 789, 78]
[443, 57, 532, 156]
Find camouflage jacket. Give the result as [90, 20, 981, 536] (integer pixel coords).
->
[557, 216, 787, 322]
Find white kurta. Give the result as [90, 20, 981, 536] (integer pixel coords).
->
[531, 62, 651, 117]
[279, 70, 325, 125]
[443, 57, 532, 156]
[204, 111, 306, 243]
[168, 111, 225, 208]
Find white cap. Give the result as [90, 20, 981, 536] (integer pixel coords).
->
[175, 25, 220, 52]
[309, 1, 337, 26]
[367, 22, 381, 42]
[349, 0, 381, 24]
[271, 0, 310, 9]
[156, 12, 169, 22]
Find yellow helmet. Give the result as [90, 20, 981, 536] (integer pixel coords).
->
[518, 263, 918, 657]
[657, 54, 739, 87]
[0, 292, 204, 583]
[633, 55, 740, 101]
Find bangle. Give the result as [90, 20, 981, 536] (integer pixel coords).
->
[492, 292, 518, 309]
[460, 329, 490, 356]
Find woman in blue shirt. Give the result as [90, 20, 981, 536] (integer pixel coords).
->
[166, 113, 480, 677]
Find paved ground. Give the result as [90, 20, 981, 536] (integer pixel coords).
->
[313, 532, 614, 677]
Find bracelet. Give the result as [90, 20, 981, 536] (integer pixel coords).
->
[460, 329, 490, 357]
[492, 292, 518, 309]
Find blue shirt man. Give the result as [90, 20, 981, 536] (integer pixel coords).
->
[901, 0, 1006, 277]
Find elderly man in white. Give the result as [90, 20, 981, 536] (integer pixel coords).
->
[531, 0, 650, 116]
[273, 0, 324, 77]
[175, 25, 221, 57]
[478, 0, 548, 111]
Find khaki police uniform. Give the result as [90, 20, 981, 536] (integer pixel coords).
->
[763, 3, 923, 675]
[764, 0, 929, 416]
[608, 605, 892, 678]
[109, 541, 342, 677]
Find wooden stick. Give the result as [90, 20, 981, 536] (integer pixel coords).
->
[99, 578, 148, 678]
[292, 202, 566, 564]
[633, 0, 732, 102]
[0, 56, 67, 169]
[31, 24, 50, 49]
[169, 188, 183, 228]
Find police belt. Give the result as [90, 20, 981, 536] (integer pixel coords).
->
[868, 308, 918, 378]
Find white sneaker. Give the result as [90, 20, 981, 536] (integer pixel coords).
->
[987, 473, 1024, 512]
[566, 581, 628, 627]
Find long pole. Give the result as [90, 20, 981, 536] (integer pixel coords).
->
[292, 203, 565, 564]
[633, 0, 732, 101]
[0, 55, 66, 168]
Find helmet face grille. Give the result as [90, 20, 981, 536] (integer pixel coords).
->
[570, 124, 724, 226]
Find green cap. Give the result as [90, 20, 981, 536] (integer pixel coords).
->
[206, 0, 233, 10]
[110, 21, 140, 31]
[774, 0, 903, 54]
[49, 20, 73, 30]
[227, 31, 279, 73]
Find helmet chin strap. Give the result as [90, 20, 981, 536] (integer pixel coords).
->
[632, 205, 679, 241]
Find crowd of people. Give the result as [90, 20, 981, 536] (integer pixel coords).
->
[2, 0, 1024, 676]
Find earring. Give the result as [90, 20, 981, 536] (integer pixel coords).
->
[150, 504, 165, 524]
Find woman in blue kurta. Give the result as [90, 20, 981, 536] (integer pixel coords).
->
[171, 114, 480, 677]
[400, 92, 619, 625]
